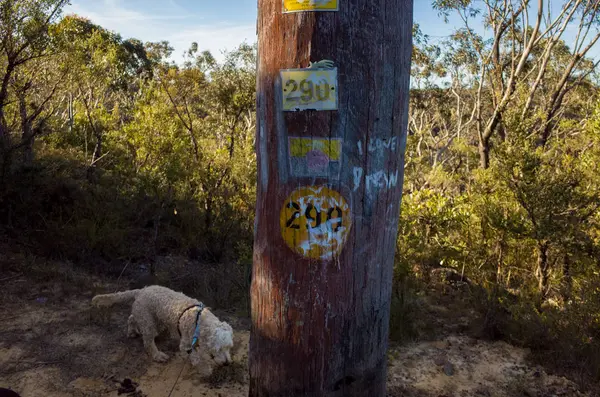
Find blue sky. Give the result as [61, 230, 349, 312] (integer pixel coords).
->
[63, 1, 459, 61]
[64, 0, 258, 62]
[63, 1, 597, 63]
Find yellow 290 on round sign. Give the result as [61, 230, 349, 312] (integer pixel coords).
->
[280, 186, 351, 260]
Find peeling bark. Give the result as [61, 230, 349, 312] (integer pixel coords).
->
[250, 0, 413, 396]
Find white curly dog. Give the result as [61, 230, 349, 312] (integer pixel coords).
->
[92, 285, 233, 374]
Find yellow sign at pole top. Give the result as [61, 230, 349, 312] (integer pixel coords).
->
[283, 0, 338, 13]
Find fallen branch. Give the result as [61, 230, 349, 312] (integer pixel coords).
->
[0, 361, 62, 375]
[0, 273, 23, 283]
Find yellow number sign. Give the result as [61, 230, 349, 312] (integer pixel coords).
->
[280, 186, 351, 260]
[283, 0, 338, 13]
[281, 68, 338, 111]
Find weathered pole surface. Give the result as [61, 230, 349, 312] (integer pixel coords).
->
[250, 0, 413, 396]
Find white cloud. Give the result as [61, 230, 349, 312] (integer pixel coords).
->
[65, 0, 194, 24]
[63, 0, 256, 63]
[168, 24, 256, 61]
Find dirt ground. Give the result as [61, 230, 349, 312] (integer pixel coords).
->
[0, 259, 591, 397]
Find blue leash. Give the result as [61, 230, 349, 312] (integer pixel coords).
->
[190, 303, 204, 350]
[178, 303, 205, 354]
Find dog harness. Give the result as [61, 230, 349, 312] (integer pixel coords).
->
[177, 303, 205, 354]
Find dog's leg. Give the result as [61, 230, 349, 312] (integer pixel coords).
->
[127, 315, 139, 338]
[142, 329, 169, 362]
[169, 325, 182, 343]
[178, 338, 188, 355]
[136, 311, 169, 362]
[177, 324, 192, 355]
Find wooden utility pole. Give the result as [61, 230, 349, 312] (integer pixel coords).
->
[250, 0, 413, 396]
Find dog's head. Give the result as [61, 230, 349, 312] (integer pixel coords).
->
[208, 321, 234, 366]
[189, 320, 234, 368]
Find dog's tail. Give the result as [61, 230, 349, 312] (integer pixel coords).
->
[91, 289, 140, 308]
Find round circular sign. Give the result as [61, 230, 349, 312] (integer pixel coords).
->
[280, 186, 352, 260]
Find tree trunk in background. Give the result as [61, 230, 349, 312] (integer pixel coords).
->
[92, 132, 102, 163]
[18, 91, 35, 164]
[250, 0, 413, 396]
[562, 253, 572, 301]
[0, 148, 11, 186]
[536, 242, 550, 300]
[478, 138, 490, 169]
